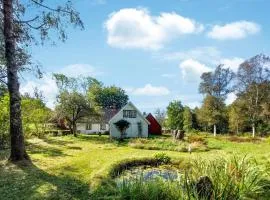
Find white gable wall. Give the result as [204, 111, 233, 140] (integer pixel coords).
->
[109, 103, 149, 138]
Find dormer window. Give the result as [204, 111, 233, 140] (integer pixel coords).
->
[123, 110, 137, 118]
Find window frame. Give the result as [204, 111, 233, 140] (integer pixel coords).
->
[123, 110, 137, 118]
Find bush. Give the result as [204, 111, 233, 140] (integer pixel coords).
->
[187, 135, 207, 145]
[154, 153, 171, 164]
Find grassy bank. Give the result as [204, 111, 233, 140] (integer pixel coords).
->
[0, 134, 270, 199]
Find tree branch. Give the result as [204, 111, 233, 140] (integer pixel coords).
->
[30, 0, 74, 14]
[15, 16, 39, 24]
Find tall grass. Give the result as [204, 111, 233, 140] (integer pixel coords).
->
[128, 137, 208, 152]
[91, 156, 270, 200]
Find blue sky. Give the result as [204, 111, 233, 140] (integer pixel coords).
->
[21, 0, 270, 113]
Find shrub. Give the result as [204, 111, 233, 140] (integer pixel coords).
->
[227, 136, 261, 143]
[187, 135, 207, 145]
[154, 153, 171, 164]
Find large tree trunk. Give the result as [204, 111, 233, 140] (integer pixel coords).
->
[3, 0, 29, 161]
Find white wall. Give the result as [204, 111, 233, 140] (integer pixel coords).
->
[77, 123, 109, 134]
[109, 103, 148, 138]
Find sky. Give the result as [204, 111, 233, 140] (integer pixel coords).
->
[20, 0, 270, 113]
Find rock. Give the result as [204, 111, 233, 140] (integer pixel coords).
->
[195, 176, 213, 200]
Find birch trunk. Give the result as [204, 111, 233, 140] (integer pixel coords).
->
[252, 124, 255, 138]
[213, 124, 216, 137]
[3, 0, 29, 161]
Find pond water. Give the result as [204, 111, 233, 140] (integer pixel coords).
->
[115, 166, 181, 183]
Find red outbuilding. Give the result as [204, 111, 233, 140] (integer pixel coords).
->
[146, 113, 162, 135]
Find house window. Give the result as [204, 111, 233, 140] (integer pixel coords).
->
[100, 123, 106, 130]
[86, 123, 92, 130]
[123, 110, 137, 118]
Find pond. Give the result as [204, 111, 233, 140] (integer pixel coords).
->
[115, 165, 181, 184]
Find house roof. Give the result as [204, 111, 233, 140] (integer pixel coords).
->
[77, 108, 118, 123]
[109, 101, 150, 125]
[146, 113, 161, 127]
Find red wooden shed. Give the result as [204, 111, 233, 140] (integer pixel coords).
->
[146, 113, 162, 135]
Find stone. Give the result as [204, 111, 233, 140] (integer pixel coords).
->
[195, 176, 214, 200]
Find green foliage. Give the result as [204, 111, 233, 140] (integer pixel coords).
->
[199, 65, 235, 99]
[128, 137, 208, 152]
[93, 156, 270, 200]
[114, 120, 130, 139]
[0, 93, 52, 148]
[166, 100, 184, 130]
[55, 91, 95, 135]
[228, 99, 248, 134]
[92, 86, 129, 109]
[183, 106, 193, 132]
[22, 96, 52, 138]
[0, 94, 9, 149]
[1, 134, 270, 199]
[197, 95, 228, 133]
[154, 152, 171, 164]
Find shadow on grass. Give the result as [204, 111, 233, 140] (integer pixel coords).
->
[0, 161, 91, 200]
[76, 134, 129, 146]
[42, 137, 75, 146]
[27, 143, 70, 157]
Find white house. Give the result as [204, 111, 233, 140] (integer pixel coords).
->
[77, 109, 117, 134]
[109, 102, 150, 138]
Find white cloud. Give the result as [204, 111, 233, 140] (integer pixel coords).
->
[57, 64, 102, 77]
[179, 59, 212, 80]
[207, 21, 260, 40]
[20, 64, 102, 109]
[220, 57, 244, 72]
[225, 93, 237, 105]
[20, 75, 58, 109]
[127, 84, 170, 96]
[163, 46, 221, 64]
[105, 8, 203, 50]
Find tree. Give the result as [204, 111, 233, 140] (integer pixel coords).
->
[199, 95, 226, 136]
[228, 99, 248, 135]
[93, 86, 129, 110]
[21, 94, 52, 138]
[199, 65, 235, 99]
[236, 54, 270, 137]
[1, 0, 83, 161]
[183, 106, 193, 132]
[55, 91, 94, 136]
[199, 65, 234, 136]
[166, 100, 184, 130]
[53, 74, 98, 136]
[154, 108, 166, 127]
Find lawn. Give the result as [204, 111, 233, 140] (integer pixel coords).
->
[0, 134, 270, 200]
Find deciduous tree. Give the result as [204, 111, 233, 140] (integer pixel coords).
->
[236, 54, 270, 137]
[166, 100, 184, 130]
[1, 0, 83, 161]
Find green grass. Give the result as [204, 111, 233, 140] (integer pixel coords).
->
[0, 134, 270, 199]
[128, 135, 209, 152]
